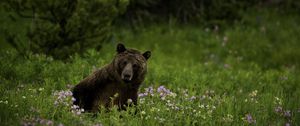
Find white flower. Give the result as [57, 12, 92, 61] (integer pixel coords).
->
[38, 88, 44, 91]
[127, 99, 133, 103]
[199, 104, 205, 108]
[212, 106, 216, 109]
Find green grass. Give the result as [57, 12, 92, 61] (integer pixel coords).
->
[0, 9, 300, 126]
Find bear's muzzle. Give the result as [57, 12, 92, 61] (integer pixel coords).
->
[121, 63, 133, 83]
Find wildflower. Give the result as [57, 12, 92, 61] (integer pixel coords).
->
[200, 95, 206, 100]
[46, 120, 53, 125]
[71, 105, 84, 115]
[72, 97, 76, 102]
[244, 114, 256, 124]
[285, 123, 290, 126]
[249, 90, 258, 97]
[157, 86, 169, 93]
[207, 110, 213, 115]
[212, 105, 216, 109]
[138, 86, 154, 97]
[145, 86, 154, 96]
[274, 97, 282, 105]
[199, 104, 205, 108]
[284, 110, 291, 118]
[182, 89, 189, 97]
[139, 98, 145, 104]
[224, 64, 230, 68]
[205, 28, 210, 32]
[223, 36, 228, 42]
[22, 117, 55, 126]
[206, 104, 210, 108]
[189, 96, 197, 101]
[138, 93, 148, 97]
[53, 90, 73, 106]
[38, 88, 44, 91]
[222, 114, 233, 123]
[214, 25, 219, 32]
[157, 86, 174, 100]
[274, 106, 283, 113]
[222, 36, 228, 46]
[127, 99, 133, 104]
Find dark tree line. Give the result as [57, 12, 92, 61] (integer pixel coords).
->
[1, 0, 299, 60]
[121, 0, 300, 25]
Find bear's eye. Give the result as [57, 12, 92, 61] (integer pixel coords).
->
[132, 63, 138, 69]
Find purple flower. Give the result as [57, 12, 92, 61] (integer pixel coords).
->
[145, 86, 154, 96]
[245, 114, 256, 124]
[138, 93, 148, 97]
[157, 86, 167, 93]
[21, 117, 55, 126]
[138, 86, 154, 98]
[285, 123, 290, 126]
[46, 120, 53, 126]
[274, 106, 283, 113]
[53, 90, 73, 106]
[157, 86, 172, 97]
[284, 110, 291, 118]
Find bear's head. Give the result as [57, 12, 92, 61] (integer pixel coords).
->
[113, 43, 151, 84]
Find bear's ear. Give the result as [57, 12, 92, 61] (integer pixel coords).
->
[117, 43, 126, 53]
[142, 51, 151, 60]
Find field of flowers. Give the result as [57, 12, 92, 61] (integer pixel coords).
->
[1, 10, 300, 126]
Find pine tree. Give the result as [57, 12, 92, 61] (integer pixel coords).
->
[3, 0, 128, 60]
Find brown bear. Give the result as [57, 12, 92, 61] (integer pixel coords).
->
[72, 43, 151, 112]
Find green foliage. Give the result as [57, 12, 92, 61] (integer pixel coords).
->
[0, 8, 300, 126]
[2, 0, 129, 60]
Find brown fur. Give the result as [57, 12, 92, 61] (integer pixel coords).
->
[72, 44, 151, 112]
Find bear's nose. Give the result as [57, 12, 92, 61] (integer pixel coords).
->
[124, 74, 131, 79]
[121, 63, 133, 82]
[122, 73, 132, 83]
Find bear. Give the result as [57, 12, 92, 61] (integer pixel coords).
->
[72, 43, 151, 112]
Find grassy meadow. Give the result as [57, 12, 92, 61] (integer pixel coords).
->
[1, 9, 300, 125]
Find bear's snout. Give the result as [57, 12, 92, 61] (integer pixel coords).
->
[121, 63, 133, 83]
